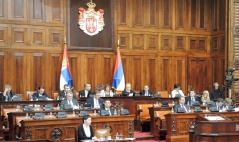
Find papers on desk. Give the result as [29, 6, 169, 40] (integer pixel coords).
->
[205, 116, 225, 121]
[125, 138, 136, 141]
[128, 93, 133, 96]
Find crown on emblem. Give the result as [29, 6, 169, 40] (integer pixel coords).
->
[87, 0, 96, 9]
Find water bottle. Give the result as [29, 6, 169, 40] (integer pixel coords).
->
[57, 104, 60, 110]
[94, 110, 97, 116]
[171, 107, 174, 113]
[115, 132, 119, 140]
[114, 109, 117, 116]
[156, 101, 159, 106]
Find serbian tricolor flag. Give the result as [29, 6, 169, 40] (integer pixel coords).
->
[60, 44, 73, 90]
[112, 48, 125, 91]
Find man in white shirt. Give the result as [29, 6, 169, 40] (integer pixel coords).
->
[79, 83, 93, 98]
[61, 91, 79, 110]
[171, 83, 185, 98]
[101, 99, 115, 116]
[85, 87, 104, 108]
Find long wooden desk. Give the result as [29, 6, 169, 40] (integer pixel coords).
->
[20, 115, 135, 141]
[0, 97, 177, 140]
[6, 108, 98, 141]
[165, 112, 239, 142]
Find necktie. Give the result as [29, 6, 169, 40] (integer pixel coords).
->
[107, 108, 111, 116]
[182, 104, 187, 112]
[96, 100, 99, 108]
[191, 97, 195, 104]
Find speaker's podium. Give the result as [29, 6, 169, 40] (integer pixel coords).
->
[189, 114, 239, 142]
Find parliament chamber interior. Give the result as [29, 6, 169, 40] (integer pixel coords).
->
[0, 0, 239, 142]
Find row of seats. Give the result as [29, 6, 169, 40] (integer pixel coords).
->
[25, 90, 170, 100]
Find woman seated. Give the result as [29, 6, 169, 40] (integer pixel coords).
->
[171, 84, 185, 98]
[201, 90, 210, 105]
[100, 84, 114, 97]
[78, 115, 97, 141]
[225, 98, 234, 108]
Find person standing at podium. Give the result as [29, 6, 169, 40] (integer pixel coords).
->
[140, 85, 153, 96]
[173, 96, 189, 113]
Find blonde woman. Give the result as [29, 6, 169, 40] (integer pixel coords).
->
[201, 90, 210, 105]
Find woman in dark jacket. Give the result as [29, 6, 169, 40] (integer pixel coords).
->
[78, 115, 97, 141]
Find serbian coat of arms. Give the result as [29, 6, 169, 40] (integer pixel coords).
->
[78, 0, 105, 36]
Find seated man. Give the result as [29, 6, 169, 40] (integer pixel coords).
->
[140, 85, 153, 96]
[85, 86, 104, 108]
[101, 99, 115, 116]
[60, 91, 79, 110]
[57, 84, 76, 100]
[122, 83, 134, 96]
[185, 89, 201, 105]
[0, 85, 16, 101]
[32, 86, 50, 100]
[79, 83, 93, 98]
[211, 98, 226, 111]
[173, 96, 189, 113]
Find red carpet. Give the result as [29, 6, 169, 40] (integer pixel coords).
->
[134, 131, 166, 142]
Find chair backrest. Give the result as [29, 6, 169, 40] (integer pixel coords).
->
[154, 110, 171, 120]
[137, 104, 153, 118]
[53, 92, 58, 100]
[115, 90, 122, 96]
[26, 91, 36, 100]
[157, 90, 169, 98]
[94, 128, 110, 139]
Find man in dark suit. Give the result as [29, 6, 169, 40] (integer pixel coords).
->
[0, 85, 16, 101]
[185, 89, 201, 105]
[173, 96, 190, 113]
[101, 99, 115, 116]
[122, 83, 135, 96]
[211, 98, 226, 111]
[79, 83, 93, 98]
[60, 91, 79, 110]
[32, 86, 50, 100]
[57, 84, 76, 100]
[140, 85, 153, 96]
[85, 87, 104, 108]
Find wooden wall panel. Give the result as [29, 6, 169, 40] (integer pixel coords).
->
[50, 0, 63, 22]
[175, 0, 185, 29]
[0, 26, 8, 46]
[188, 58, 207, 93]
[32, 53, 45, 90]
[85, 55, 97, 90]
[131, 56, 142, 91]
[0, 0, 228, 97]
[0, 52, 4, 91]
[51, 54, 61, 92]
[15, 53, 24, 94]
[133, 0, 143, 26]
[117, 0, 128, 26]
[11, 0, 27, 20]
[0, 0, 7, 19]
[145, 57, 157, 93]
[29, 0, 45, 21]
[161, 57, 172, 91]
